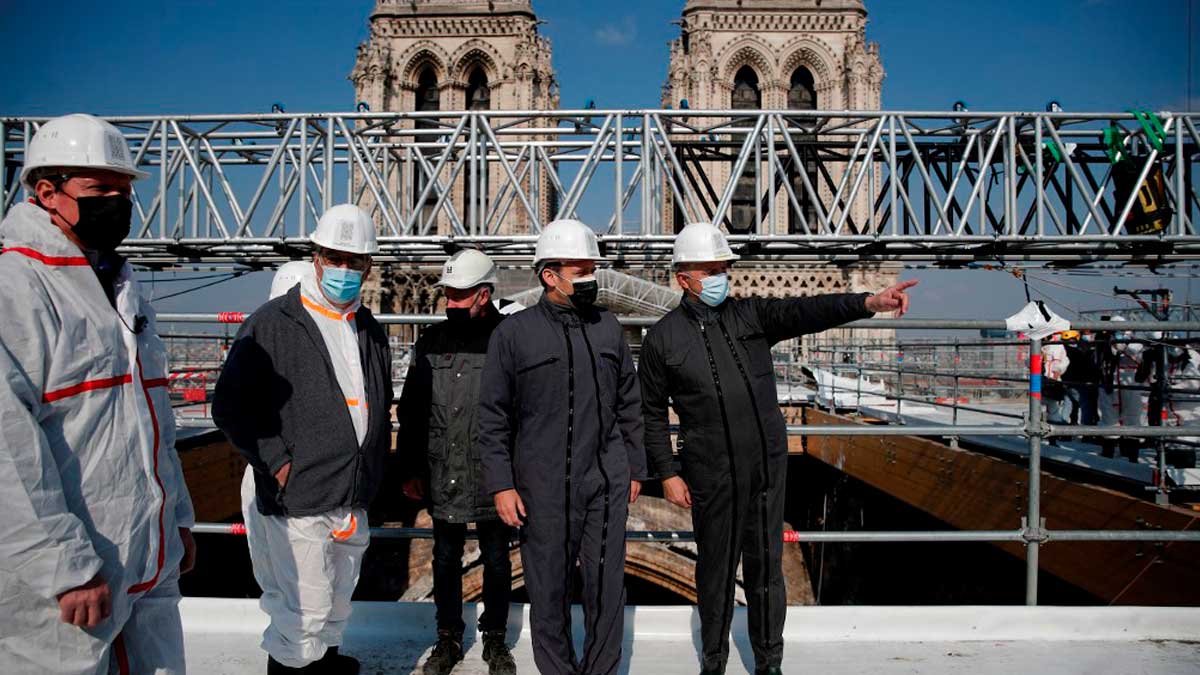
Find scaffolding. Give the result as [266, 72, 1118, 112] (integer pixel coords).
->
[4, 109, 1198, 266]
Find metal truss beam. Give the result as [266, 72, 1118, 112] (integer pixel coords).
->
[3, 110, 1197, 267]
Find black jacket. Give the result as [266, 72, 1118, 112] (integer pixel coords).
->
[213, 286, 394, 517]
[398, 308, 504, 523]
[639, 293, 873, 479]
[476, 295, 646, 500]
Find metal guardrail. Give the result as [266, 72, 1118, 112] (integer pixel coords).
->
[173, 314, 1200, 606]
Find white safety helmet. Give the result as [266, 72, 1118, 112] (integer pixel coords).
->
[311, 204, 379, 255]
[672, 222, 739, 266]
[437, 248, 498, 289]
[22, 113, 150, 186]
[534, 219, 605, 266]
[269, 261, 313, 300]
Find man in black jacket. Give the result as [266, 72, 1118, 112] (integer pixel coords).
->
[639, 223, 916, 675]
[477, 219, 646, 675]
[398, 249, 516, 675]
[214, 205, 393, 674]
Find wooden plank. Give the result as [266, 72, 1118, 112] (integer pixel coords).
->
[179, 439, 247, 522]
[802, 408, 1200, 605]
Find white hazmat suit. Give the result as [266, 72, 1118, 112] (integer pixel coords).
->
[0, 202, 194, 674]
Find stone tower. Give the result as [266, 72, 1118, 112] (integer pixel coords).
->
[349, 0, 559, 317]
[661, 0, 894, 323]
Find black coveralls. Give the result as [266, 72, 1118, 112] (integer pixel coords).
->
[397, 307, 512, 635]
[639, 293, 873, 673]
[477, 295, 646, 675]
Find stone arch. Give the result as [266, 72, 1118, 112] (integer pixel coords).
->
[450, 39, 504, 83]
[778, 35, 839, 92]
[717, 35, 776, 84]
[397, 40, 452, 85]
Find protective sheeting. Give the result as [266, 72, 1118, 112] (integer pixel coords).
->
[810, 367, 890, 409]
[0, 202, 193, 673]
[1005, 300, 1070, 340]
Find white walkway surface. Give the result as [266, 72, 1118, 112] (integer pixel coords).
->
[183, 600, 1200, 674]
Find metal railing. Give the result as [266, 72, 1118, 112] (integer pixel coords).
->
[4, 109, 1199, 265]
[166, 312, 1200, 605]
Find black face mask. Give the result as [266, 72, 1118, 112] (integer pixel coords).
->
[568, 278, 599, 308]
[60, 193, 132, 253]
[445, 307, 472, 323]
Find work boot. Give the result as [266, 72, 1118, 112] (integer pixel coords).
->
[755, 667, 783, 675]
[422, 630, 464, 675]
[481, 630, 516, 675]
[319, 646, 361, 675]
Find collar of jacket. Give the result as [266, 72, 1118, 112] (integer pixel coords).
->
[1, 201, 132, 299]
[537, 291, 597, 326]
[277, 284, 367, 344]
[443, 302, 502, 336]
[680, 293, 725, 325]
[1, 202, 86, 259]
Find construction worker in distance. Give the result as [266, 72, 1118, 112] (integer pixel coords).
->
[476, 219, 647, 675]
[0, 113, 197, 673]
[638, 222, 918, 675]
[398, 249, 516, 675]
[213, 204, 394, 674]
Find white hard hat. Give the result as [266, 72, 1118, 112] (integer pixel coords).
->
[269, 261, 313, 300]
[438, 248, 498, 289]
[534, 219, 605, 266]
[672, 222, 739, 266]
[311, 204, 379, 255]
[22, 113, 150, 186]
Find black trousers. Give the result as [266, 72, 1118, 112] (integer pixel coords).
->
[521, 469, 628, 675]
[686, 452, 787, 674]
[432, 518, 513, 635]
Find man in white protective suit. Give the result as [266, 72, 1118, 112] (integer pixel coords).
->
[0, 113, 197, 674]
[214, 205, 393, 674]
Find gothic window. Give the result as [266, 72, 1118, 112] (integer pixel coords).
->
[466, 67, 491, 110]
[730, 65, 761, 233]
[731, 65, 761, 110]
[788, 66, 816, 110]
[413, 67, 440, 222]
[788, 66, 819, 234]
[463, 67, 491, 228]
[415, 67, 440, 113]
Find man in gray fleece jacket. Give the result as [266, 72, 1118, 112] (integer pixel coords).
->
[213, 205, 392, 675]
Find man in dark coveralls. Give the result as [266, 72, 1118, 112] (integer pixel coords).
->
[477, 218, 646, 675]
[639, 222, 918, 675]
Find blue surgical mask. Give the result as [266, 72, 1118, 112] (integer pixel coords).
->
[320, 266, 364, 305]
[696, 273, 729, 307]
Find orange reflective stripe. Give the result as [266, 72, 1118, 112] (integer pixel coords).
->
[2, 246, 89, 266]
[331, 514, 358, 542]
[345, 397, 360, 407]
[300, 294, 355, 321]
[43, 374, 132, 402]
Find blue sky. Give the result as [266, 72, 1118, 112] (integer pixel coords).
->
[1, 0, 1196, 320]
